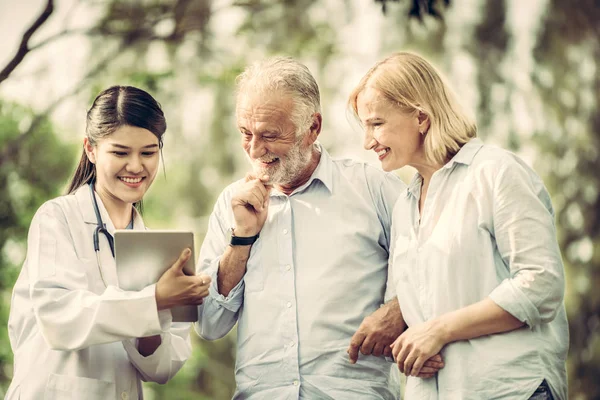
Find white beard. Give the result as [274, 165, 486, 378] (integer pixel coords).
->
[249, 139, 313, 185]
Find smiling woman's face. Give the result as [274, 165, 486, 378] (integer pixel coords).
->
[357, 87, 425, 172]
[85, 125, 160, 208]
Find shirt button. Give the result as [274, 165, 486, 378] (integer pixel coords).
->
[289, 341, 295, 347]
[121, 392, 129, 400]
[286, 302, 292, 308]
[285, 264, 291, 271]
[293, 380, 299, 386]
[282, 228, 289, 235]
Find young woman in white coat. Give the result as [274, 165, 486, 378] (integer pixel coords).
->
[6, 86, 211, 400]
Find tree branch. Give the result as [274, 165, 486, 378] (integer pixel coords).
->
[29, 27, 91, 51]
[0, 42, 126, 168]
[0, 0, 55, 86]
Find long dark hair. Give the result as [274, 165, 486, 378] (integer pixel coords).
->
[67, 86, 167, 201]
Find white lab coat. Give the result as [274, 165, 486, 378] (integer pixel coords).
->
[6, 185, 192, 400]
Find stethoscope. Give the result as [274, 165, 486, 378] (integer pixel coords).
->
[89, 180, 113, 286]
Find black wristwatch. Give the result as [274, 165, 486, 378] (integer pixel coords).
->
[227, 228, 259, 246]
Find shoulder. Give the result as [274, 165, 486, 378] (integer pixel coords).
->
[208, 178, 245, 217]
[35, 194, 76, 220]
[217, 178, 245, 200]
[469, 144, 539, 181]
[470, 144, 519, 169]
[29, 194, 78, 233]
[468, 144, 549, 202]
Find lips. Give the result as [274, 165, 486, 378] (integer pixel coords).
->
[376, 148, 390, 158]
[119, 176, 144, 184]
[118, 176, 146, 189]
[257, 157, 280, 166]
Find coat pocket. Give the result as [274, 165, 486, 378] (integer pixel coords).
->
[44, 374, 115, 400]
[4, 383, 20, 399]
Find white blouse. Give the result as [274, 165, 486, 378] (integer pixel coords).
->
[391, 138, 568, 400]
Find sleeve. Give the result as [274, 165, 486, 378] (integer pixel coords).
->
[371, 170, 406, 302]
[486, 160, 565, 328]
[384, 203, 399, 303]
[28, 204, 168, 351]
[376, 172, 407, 253]
[194, 195, 245, 341]
[122, 310, 192, 384]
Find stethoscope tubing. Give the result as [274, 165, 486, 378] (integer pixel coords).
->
[88, 181, 113, 287]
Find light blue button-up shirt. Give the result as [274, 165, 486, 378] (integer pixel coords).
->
[196, 145, 406, 399]
[391, 138, 568, 400]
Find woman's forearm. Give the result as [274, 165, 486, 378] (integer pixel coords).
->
[436, 297, 525, 344]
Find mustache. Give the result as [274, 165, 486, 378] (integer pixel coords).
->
[255, 154, 280, 163]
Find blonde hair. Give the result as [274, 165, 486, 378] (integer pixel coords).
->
[349, 52, 477, 165]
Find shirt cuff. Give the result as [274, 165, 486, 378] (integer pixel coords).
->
[489, 278, 541, 328]
[157, 309, 173, 332]
[207, 264, 245, 312]
[138, 284, 164, 334]
[123, 332, 170, 363]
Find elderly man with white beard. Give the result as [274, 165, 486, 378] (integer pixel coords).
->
[195, 57, 443, 399]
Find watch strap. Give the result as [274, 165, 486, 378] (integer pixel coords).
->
[230, 231, 259, 246]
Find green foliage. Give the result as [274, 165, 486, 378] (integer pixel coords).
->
[0, 100, 75, 393]
[532, 0, 600, 396]
[1, 0, 598, 398]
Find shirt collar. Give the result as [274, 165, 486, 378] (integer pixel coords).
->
[272, 142, 333, 197]
[405, 138, 483, 199]
[442, 137, 484, 169]
[406, 174, 423, 199]
[74, 183, 145, 233]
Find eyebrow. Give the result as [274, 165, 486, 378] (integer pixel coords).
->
[364, 117, 384, 123]
[109, 144, 159, 149]
[238, 127, 279, 136]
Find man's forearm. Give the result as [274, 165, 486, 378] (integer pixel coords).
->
[382, 297, 406, 333]
[217, 245, 252, 296]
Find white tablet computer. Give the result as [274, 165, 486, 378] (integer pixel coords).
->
[114, 230, 198, 322]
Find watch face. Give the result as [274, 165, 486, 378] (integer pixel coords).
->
[226, 228, 234, 244]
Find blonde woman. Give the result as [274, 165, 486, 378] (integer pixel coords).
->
[349, 52, 568, 400]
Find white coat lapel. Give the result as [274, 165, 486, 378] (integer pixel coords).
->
[74, 184, 119, 287]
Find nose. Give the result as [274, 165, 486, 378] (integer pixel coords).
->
[363, 129, 377, 150]
[248, 136, 266, 159]
[126, 155, 144, 174]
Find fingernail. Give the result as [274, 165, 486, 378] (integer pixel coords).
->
[184, 248, 191, 256]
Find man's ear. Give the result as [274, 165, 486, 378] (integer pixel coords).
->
[417, 111, 430, 134]
[83, 138, 96, 164]
[305, 113, 322, 144]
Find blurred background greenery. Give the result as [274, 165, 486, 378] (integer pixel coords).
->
[0, 0, 598, 398]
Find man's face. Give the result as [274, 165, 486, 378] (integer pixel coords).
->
[236, 92, 313, 185]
